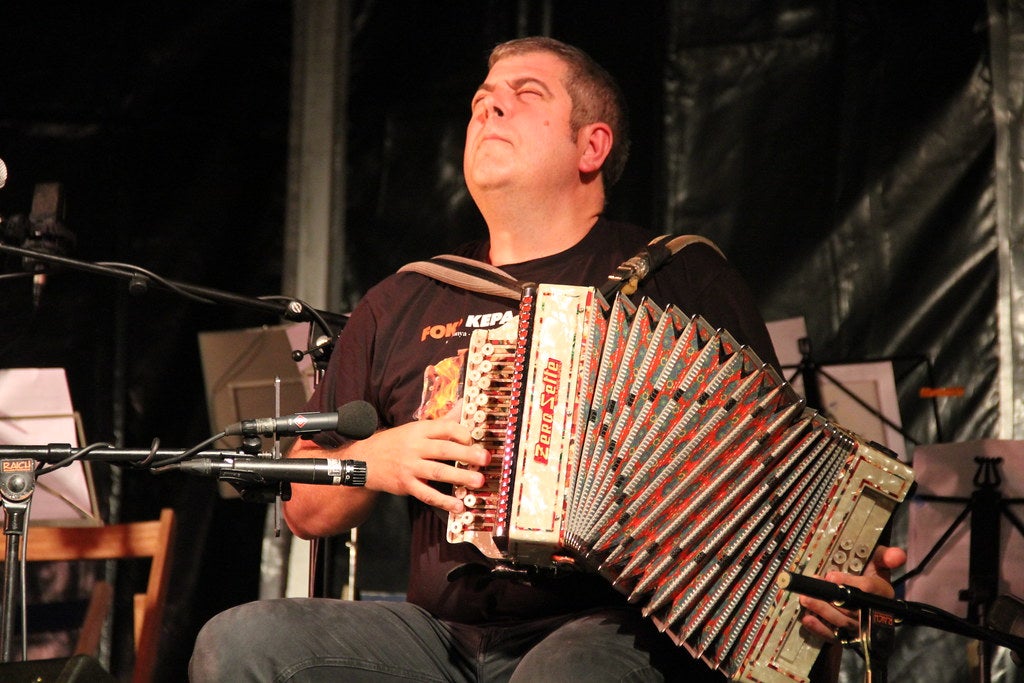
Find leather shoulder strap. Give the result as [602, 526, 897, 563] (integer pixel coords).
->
[398, 234, 723, 299]
[398, 254, 523, 300]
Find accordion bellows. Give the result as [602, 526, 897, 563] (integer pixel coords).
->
[447, 284, 914, 683]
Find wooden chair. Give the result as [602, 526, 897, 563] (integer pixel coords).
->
[0, 508, 176, 683]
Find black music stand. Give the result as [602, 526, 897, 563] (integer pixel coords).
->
[785, 336, 940, 450]
[900, 441, 1024, 683]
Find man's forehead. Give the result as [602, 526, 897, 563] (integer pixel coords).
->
[482, 52, 568, 88]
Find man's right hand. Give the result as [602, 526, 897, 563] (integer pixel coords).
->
[350, 417, 489, 513]
[283, 405, 489, 538]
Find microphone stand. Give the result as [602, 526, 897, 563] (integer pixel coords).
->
[303, 335, 349, 601]
[0, 241, 349, 331]
[1, 240, 353, 604]
[779, 571, 1024, 683]
[0, 458, 34, 663]
[0, 442, 362, 661]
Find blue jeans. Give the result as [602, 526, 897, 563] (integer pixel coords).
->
[189, 599, 722, 682]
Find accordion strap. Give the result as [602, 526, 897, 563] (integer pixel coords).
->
[398, 254, 523, 300]
[398, 233, 723, 299]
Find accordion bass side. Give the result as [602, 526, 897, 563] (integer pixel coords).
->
[447, 284, 915, 683]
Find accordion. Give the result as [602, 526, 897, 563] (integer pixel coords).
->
[447, 284, 915, 683]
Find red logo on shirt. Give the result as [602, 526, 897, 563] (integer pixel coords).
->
[421, 319, 464, 341]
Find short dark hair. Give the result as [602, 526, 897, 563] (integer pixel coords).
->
[489, 37, 631, 188]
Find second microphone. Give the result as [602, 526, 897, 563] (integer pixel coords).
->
[224, 400, 378, 439]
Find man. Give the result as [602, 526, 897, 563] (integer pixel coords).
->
[191, 37, 905, 682]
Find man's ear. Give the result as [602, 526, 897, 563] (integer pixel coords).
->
[578, 122, 613, 175]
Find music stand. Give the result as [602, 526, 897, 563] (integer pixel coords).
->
[766, 317, 911, 460]
[902, 440, 1024, 682]
[0, 367, 101, 661]
[197, 323, 317, 599]
[198, 324, 315, 449]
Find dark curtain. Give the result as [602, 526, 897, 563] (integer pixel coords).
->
[659, 0, 996, 448]
[1, 3, 290, 679]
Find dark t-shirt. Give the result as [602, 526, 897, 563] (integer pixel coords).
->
[309, 217, 778, 625]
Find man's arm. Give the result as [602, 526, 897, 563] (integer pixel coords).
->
[282, 414, 490, 539]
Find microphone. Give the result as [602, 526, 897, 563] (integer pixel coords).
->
[779, 572, 1024, 660]
[599, 234, 706, 298]
[600, 241, 665, 298]
[22, 182, 75, 307]
[0, 161, 23, 245]
[173, 456, 367, 487]
[224, 400, 378, 439]
[777, 570, 853, 604]
[989, 594, 1024, 664]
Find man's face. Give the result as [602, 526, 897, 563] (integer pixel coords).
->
[463, 51, 581, 198]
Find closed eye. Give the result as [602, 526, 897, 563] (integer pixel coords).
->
[508, 77, 551, 99]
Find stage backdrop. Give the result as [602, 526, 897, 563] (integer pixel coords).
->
[1, 1, 1020, 680]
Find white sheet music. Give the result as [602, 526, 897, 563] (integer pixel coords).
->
[0, 367, 99, 524]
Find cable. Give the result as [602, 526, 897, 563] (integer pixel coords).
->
[131, 438, 162, 468]
[148, 431, 229, 469]
[35, 442, 114, 475]
[96, 261, 217, 305]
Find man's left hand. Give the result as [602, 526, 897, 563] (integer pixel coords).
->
[798, 545, 907, 642]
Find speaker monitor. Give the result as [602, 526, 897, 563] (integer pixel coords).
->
[0, 655, 114, 682]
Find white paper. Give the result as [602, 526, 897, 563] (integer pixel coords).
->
[0, 368, 99, 524]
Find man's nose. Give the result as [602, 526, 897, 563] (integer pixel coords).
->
[485, 100, 504, 119]
[481, 91, 507, 119]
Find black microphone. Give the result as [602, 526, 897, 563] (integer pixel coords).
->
[777, 570, 902, 615]
[224, 400, 378, 439]
[22, 182, 75, 307]
[989, 594, 1024, 664]
[777, 570, 853, 604]
[174, 456, 367, 487]
[600, 246, 658, 298]
[780, 572, 1024, 660]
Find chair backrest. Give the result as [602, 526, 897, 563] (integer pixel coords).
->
[0, 508, 176, 683]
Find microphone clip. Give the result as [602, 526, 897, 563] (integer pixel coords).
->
[213, 454, 294, 503]
[291, 335, 335, 366]
[221, 470, 292, 504]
